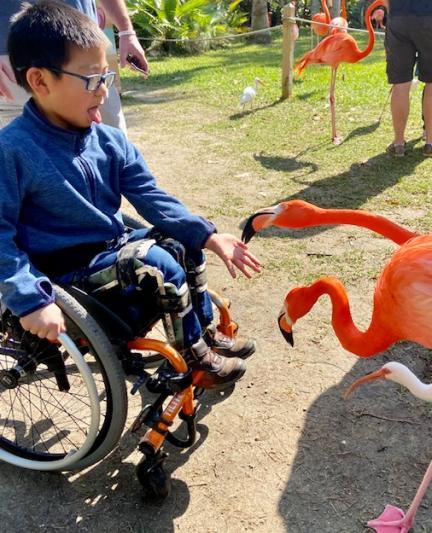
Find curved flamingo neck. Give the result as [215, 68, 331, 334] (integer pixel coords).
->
[321, 0, 331, 24]
[357, 0, 382, 59]
[276, 202, 417, 245]
[393, 374, 432, 402]
[304, 278, 396, 357]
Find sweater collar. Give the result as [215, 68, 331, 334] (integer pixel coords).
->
[22, 98, 94, 152]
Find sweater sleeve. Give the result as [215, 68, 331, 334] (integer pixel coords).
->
[0, 146, 55, 317]
[119, 140, 216, 250]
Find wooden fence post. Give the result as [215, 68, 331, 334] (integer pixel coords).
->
[281, 3, 296, 100]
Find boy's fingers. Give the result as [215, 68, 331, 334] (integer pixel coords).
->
[225, 259, 237, 278]
[244, 251, 261, 266]
[240, 255, 261, 272]
[234, 261, 252, 279]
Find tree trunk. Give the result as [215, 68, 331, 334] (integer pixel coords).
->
[251, 0, 271, 44]
[329, 0, 341, 18]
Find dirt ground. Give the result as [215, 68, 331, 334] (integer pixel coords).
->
[2, 90, 432, 533]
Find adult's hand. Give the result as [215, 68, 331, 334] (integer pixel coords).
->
[119, 33, 149, 75]
[372, 8, 386, 29]
[0, 55, 16, 101]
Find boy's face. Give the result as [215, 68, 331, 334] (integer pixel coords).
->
[35, 44, 110, 130]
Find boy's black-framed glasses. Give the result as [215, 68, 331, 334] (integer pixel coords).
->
[46, 67, 116, 91]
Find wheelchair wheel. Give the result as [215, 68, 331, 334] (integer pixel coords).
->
[0, 286, 127, 471]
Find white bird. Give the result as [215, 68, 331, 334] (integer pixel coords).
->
[344, 361, 432, 533]
[240, 78, 264, 109]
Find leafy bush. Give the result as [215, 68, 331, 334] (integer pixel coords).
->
[126, 0, 248, 54]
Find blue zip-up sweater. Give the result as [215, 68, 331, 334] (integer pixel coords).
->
[0, 100, 216, 317]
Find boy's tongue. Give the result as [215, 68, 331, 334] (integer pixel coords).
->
[88, 106, 102, 123]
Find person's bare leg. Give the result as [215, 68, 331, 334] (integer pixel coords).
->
[391, 81, 411, 145]
[423, 83, 432, 144]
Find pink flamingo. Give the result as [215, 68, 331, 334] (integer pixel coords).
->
[296, 0, 383, 143]
[344, 362, 432, 532]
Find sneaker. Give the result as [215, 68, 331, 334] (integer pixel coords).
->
[204, 324, 256, 359]
[184, 338, 246, 389]
[423, 143, 432, 157]
[386, 142, 406, 157]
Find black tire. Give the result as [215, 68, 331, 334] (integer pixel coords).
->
[136, 456, 171, 501]
[0, 285, 128, 471]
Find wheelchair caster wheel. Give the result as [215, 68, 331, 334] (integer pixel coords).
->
[136, 452, 171, 501]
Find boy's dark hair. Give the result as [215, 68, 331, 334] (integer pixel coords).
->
[8, 0, 109, 92]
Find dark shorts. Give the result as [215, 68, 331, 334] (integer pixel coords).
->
[385, 16, 432, 84]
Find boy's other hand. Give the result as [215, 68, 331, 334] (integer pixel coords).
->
[205, 233, 261, 279]
[20, 303, 66, 341]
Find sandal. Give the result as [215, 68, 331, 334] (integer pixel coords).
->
[386, 143, 406, 157]
[423, 143, 432, 157]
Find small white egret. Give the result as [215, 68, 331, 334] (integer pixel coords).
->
[240, 78, 265, 110]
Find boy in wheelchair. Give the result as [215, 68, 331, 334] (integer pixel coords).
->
[0, 0, 261, 390]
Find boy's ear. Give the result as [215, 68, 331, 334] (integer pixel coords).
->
[26, 67, 51, 96]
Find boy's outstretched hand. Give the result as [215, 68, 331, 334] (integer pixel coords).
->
[20, 303, 66, 341]
[204, 233, 261, 279]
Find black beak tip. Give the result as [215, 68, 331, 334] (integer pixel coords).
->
[241, 216, 255, 244]
[279, 326, 294, 347]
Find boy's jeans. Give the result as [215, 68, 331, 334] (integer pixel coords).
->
[56, 228, 214, 350]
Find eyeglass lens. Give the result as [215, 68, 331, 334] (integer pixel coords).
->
[87, 72, 115, 91]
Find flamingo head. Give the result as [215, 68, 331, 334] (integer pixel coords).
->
[254, 77, 265, 88]
[242, 199, 323, 243]
[311, 12, 329, 36]
[330, 16, 348, 34]
[342, 363, 400, 399]
[278, 286, 315, 347]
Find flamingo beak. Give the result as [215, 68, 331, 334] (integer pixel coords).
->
[278, 311, 294, 347]
[342, 367, 390, 400]
[257, 79, 266, 86]
[241, 207, 277, 243]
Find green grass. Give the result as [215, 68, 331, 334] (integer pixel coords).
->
[119, 29, 430, 284]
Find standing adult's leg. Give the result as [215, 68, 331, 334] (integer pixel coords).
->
[422, 83, 432, 153]
[385, 16, 416, 152]
[390, 82, 412, 145]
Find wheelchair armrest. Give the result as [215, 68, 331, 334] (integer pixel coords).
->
[121, 211, 151, 231]
[59, 284, 134, 342]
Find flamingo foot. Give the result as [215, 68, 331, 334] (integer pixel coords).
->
[367, 505, 413, 533]
[332, 136, 342, 145]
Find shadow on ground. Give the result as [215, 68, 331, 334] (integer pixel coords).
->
[279, 344, 432, 532]
[0, 384, 233, 532]
[243, 137, 425, 241]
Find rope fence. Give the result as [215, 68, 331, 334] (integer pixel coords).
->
[124, 4, 387, 101]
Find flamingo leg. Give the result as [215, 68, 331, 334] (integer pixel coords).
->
[329, 67, 341, 144]
[368, 461, 432, 532]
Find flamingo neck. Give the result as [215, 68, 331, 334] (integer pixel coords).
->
[321, 0, 331, 23]
[357, 0, 382, 59]
[341, 0, 347, 20]
[310, 207, 416, 245]
[306, 278, 396, 357]
[276, 202, 417, 245]
[392, 373, 432, 402]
